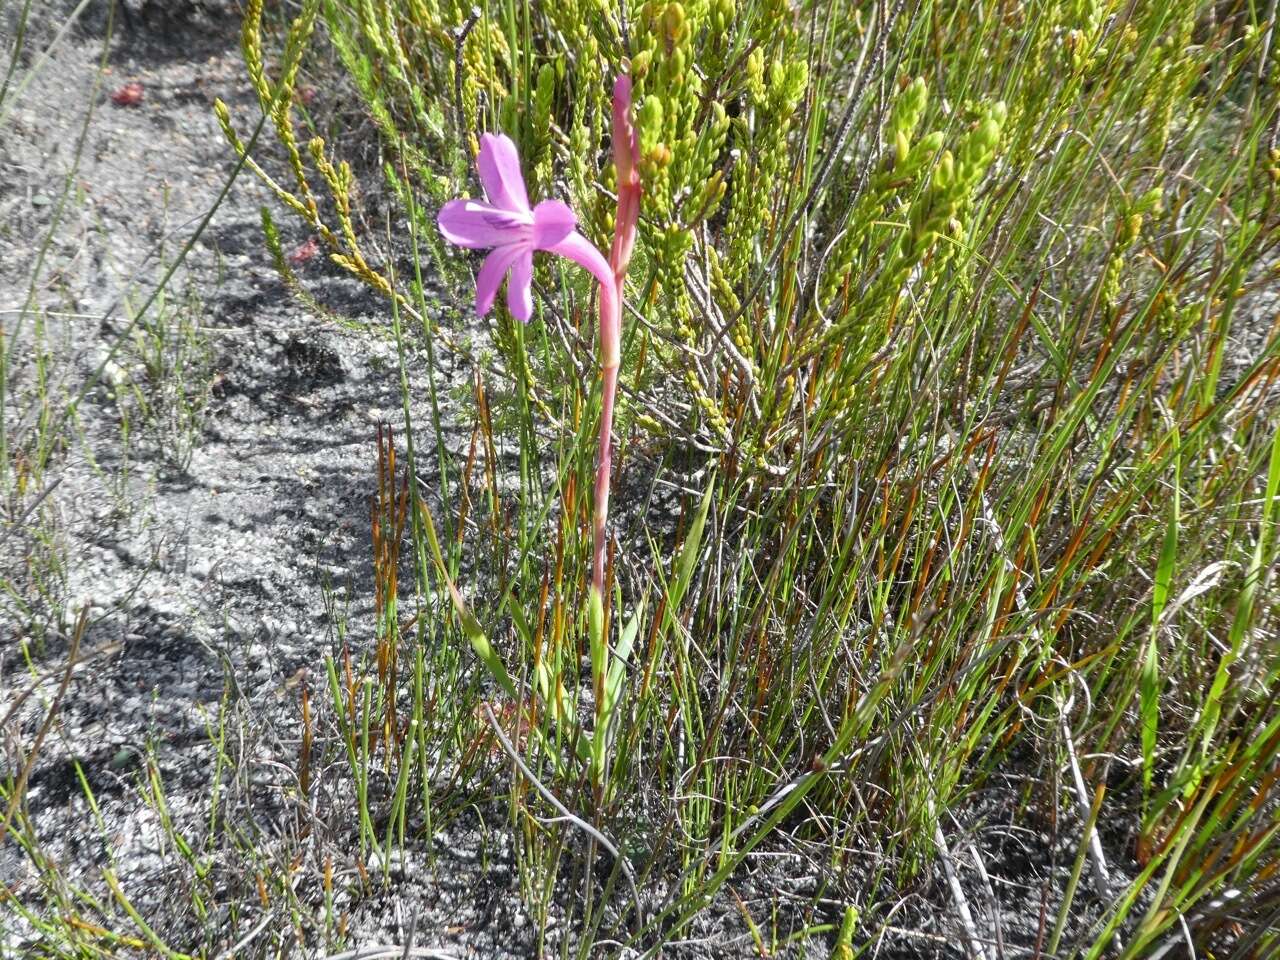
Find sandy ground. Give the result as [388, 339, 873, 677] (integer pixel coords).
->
[0, 5, 559, 957]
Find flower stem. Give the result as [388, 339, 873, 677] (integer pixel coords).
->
[591, 243, 621, 593]
[590, 72, 639, 605]
[592, 359, 618, 597]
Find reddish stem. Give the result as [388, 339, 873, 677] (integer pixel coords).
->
[591, 74, 640, 601]
[593, 361, 619, 594]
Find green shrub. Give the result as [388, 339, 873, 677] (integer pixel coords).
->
[223, 1, 1280, 955]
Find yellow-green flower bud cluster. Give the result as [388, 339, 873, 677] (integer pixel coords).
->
[1266, 149, 1280, 215]
[631, 2, 733, 233]
[628, 0, 743, 443]
[724, 51, 809, 288]
[548, 21, 607, 247]
[221, 0, 397, 304]
[819, 77, 945, 313]
[1103, 185, 1161, 309]
[708, 247, 750, 364]
[527, 62, 558, 192]
[815, 95, 1005, 367]
[902, 100, 1006, 266]
[1140, 9, 1198, 159]
[1063, 0, 1112, 72]
[633, 3, 703, 409]
[701, 0, 737, 75]
[890, 77, 928, 152]
[458, 18, 512, 140]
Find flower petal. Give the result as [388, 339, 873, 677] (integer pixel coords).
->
[507, 251, 534, 322]
[438, 199, 531, 249]
[478, 133, 530, 212]
[475, 244, 525, 316]
[548, 230, 622, 366]
[545, 230, 615, 296]
[531, 199, 577, 249]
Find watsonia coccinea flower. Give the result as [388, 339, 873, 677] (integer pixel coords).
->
[437, 132, 616, 325]
[437, 78, 638, 611]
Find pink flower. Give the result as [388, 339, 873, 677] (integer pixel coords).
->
[437, 78, 639, 607]
[437, 133, 613, 322]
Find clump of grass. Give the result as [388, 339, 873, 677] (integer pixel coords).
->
[221, 0, 1280, 955]
[117, 255, 216, 475]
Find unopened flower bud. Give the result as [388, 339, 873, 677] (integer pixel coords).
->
[1123, 214, 1143, 245]
[1136, 186, 1163, 215]
[669, 48, 686, 79]
[935, 151, 955, 189]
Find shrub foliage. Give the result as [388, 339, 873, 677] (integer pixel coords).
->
[221, 0, 1280, 955]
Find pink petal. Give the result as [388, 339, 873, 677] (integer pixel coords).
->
[613, 74, 631, 110]
[531, 200, 577, 249]
[545, 230, 614, 296]
[475, 244, 526, 316]
[438, 199, 531, 249]
[548, 230, 622, 368]
[478, 133, 530, 213]
[507, 251, 534, 322]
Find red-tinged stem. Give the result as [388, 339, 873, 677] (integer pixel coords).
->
[593, 360, 619, 594]
[585, 76, 639, 603]
[591, 237, 623, 597]
[594, 195, 637, 600]
[541, 230, 617, 596]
